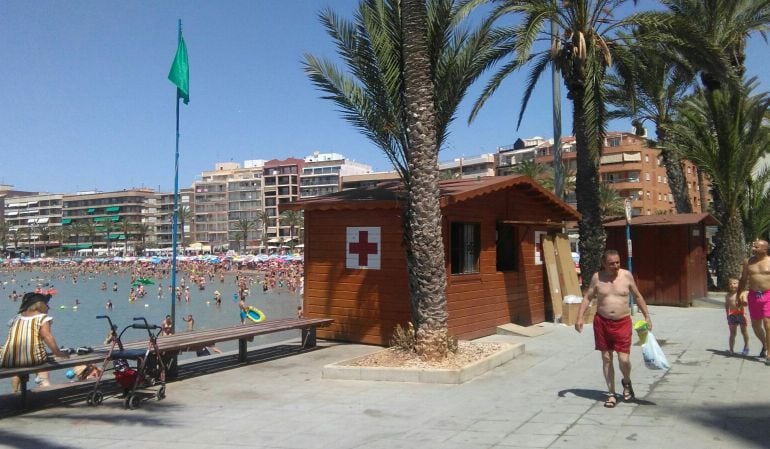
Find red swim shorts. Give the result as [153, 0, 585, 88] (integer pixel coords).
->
[748, 290, 770, 320]
[593, 314, 632, 354]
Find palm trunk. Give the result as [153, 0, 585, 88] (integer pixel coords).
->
[402, 0, 449, 361]
[714, 209, 746, 289]
[657, 127, 692, 213]
[572, 87, 606, 290]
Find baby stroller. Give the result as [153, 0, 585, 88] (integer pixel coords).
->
[87, 315, 167, 409]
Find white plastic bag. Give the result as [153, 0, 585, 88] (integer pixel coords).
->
[641, 331, 670, 370]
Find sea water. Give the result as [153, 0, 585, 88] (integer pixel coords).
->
[0, 268, 302, 394]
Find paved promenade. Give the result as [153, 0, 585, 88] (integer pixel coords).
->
[1, 298, 768, 449]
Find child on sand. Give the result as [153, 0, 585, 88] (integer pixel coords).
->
[725, 278, 750, 356]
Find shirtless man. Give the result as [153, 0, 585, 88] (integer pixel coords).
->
[575, 249, 652, 408]
[737, 239, 770, 364]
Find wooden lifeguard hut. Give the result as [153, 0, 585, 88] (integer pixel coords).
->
[604, 213, 720, 307]
[282, 176, 580, 345]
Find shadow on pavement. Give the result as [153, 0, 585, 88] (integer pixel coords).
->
[0, 344, 318, 419]
[706, 348, 765, 362]
[686, 403, 770, 447]
[557, 388, 657, 406]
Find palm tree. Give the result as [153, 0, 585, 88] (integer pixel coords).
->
[279, 210, 304, 247]
[83, 221, 97, 254]
[606, 32, 695, 212]
[0, 221, 9, 255]
[305, 0, 493, 358]
[742, 166, 770, 243]
[667, 79, 770, 286]
[649, 0, 770, 92]
[53, 225, 67, 255]
[38, 226, 50, 255]
[510, 159, 553, 186]
[117, 220, 134, 255]
[135, 223, 151, 255]
[233, 218, 257, 253]
[598, 183, 626, 219]
[9, 230, 19, 255]
[24, 225, 33, 257]
[67, 222, 84, 254]
[471, 0, 639, 287]
[254, 209, 272, 250]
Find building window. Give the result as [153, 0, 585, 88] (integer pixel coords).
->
[496, 224, 518, 272]
[645, 154, 649, 163]
[645, 173, 650, 181]
[646, 191, 651, 199]
[451, 222, 480, 274]
[657, 176, 661, 183]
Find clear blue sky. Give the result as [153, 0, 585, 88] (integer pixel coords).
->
[1, 1, 768, 193]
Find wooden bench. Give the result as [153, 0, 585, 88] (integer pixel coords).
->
[0, 317, 333, 409]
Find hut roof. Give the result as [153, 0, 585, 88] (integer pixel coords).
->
[282, 175, 580, 221]
[604, 213, 720, 227]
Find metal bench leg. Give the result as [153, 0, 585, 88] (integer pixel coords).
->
[302, 327, 317, 349]
[238, 338, 248, 362]
[19, 374, 29, 409]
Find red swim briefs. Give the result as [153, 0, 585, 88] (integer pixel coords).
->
[593, 314, 632, 354]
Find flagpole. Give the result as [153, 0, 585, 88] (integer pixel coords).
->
[170, 19, 182, 334]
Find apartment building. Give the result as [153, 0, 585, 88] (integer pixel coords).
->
[496, 137, 550, 176]
[192, 162, 239, 251]
[300, 152, 372, 198]
[438, 153, 496, 179]
[154, 188, 193, 249]
[530, 132, 709, 216]
[227, 161, 264, 252]
[61, 189, 157, 253]
[3, 192, 63, 256]
[263, 158, 304, 244]
[340, 171, 400, 190]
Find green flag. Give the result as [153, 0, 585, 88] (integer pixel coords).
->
[168, 34, 189, 104]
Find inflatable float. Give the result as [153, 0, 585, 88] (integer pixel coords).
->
[245, 306, 266, 323]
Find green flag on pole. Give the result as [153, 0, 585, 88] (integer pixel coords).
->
[168, 33, 189, 104]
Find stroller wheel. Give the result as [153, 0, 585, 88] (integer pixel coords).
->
[156, 386, 166, 401]
[88, 390, 104, 406]
[125, 393, 140, 410]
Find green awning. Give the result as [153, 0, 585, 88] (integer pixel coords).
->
[62, 243, 93, 249]
[108, 233, 125, 240]
[110, 216, 120, 222]
[87, 208, 95, 213]
[93, 217, 105, 222]
[61, 218, 72, 225]
[95, 226, 107, 232]
[105, 206, 120, 213]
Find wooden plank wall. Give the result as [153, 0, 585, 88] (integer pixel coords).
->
[304, 186, 567, 345]
[304, 208, 411, 345]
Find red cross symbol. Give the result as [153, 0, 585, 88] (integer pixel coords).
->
[349, 230, 379, 266]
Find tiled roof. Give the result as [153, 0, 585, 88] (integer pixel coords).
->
[604, 213, 720, 227]
[282, 175, 580, 221]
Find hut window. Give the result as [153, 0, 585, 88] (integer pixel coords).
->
[496, 224, 518, 271]
[450, 222, 480, 274]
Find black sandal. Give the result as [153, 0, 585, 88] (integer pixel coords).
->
[604, 394, 618, 408]
[621, 379, 635, 401]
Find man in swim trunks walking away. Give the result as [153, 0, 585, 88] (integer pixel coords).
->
[737, 239, 770, 364]
[575, 249, 652, 408]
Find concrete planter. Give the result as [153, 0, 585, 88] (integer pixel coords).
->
[322, 342, 524, 384]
